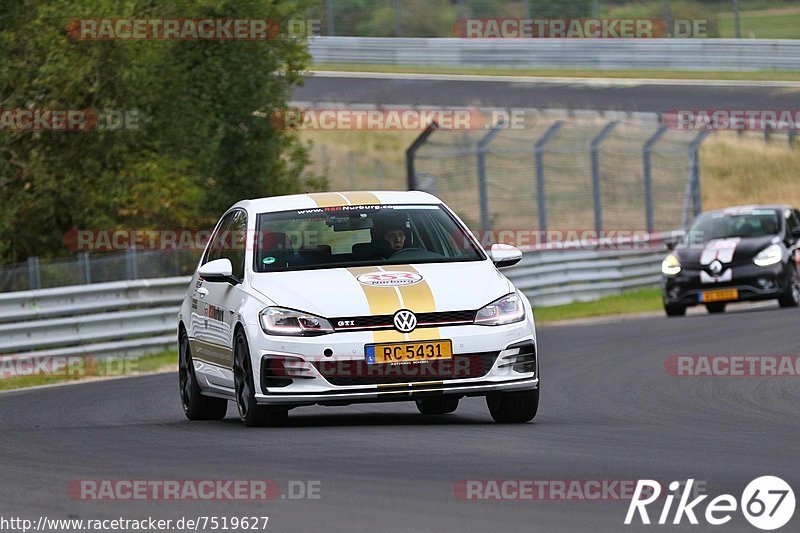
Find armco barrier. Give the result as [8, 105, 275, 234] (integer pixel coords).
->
[0, 277, 191, 360]
[309, 37, 800, 71]
[505, 248, 663, 307]
[0, 247, 666, 360]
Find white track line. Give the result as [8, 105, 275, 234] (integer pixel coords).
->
[0, 368, 175, 396]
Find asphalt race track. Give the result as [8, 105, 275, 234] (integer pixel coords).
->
[294, 72, 800, 113]
[1, 304, 798, 532]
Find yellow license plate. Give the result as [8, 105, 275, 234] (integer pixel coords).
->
[365, 340, 452, 364]
[700, 289, 738, 303]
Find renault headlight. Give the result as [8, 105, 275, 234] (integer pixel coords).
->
[260, 307, 334, 336]
[475, 293, 526, 326]
[754, 244, 782, 267]
[661, 254, 682, 275]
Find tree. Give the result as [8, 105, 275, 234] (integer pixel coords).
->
[0, 0, 321, 264]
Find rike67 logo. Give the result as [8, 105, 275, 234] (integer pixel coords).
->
[625, 477, 795, 530]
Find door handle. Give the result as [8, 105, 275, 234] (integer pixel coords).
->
[196, 287, 209, 298]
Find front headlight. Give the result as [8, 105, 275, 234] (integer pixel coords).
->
[754, 244, 782, 267]
[474, 293, 526, 326]
[661, 254, 681, 275]
[260, 307, 334, 336]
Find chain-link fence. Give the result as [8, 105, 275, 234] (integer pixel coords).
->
[408, 112, 709, 235]
[1, 112, 785, 292]
[0, 250, 201, 293]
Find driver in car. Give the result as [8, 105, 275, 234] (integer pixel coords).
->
[761, 217, 778, 235]
[372, 214, 409, 258]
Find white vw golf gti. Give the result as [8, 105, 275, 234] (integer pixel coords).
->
[178, 191, 539, 426]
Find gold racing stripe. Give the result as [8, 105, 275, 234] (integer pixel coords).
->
[382, 265, 441, 341]
[346, 267, 405, 343]
[342, 192, 381, 205]
[346, 265, 442, 342]
[307, 192, 348, 207]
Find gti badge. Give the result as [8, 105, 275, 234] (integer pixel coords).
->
[393, 309, 417, 333]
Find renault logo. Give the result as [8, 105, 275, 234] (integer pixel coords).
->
[393, 310, 417, 333]
[709, 260, 723, 276]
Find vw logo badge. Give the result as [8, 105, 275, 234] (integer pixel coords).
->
[709, 260, 723, 275]
[393, 310, 417, 333]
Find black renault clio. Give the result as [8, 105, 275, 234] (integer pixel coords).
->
[661, 205, 800, 317]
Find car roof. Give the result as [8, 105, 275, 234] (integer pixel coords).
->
[703, 204, 795, 216]
[230, 191, 442, 214]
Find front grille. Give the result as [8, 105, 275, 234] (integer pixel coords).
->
[310, 351, 500, 386]
[330, 310, 476, 331]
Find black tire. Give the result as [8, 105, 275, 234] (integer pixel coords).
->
[415, 397, 459, 415]
[778, 264, 800, 308]
[487, 388, 539, 424]
[179, 330, 227, 421]
[234, 330, 289, 427]
[664, 303, 687, 317]
[705, 302, 727, 314]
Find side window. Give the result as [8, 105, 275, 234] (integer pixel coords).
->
[204, 212, 235, 265]
[226, 210, 247, 280]
[789, 209, 800, 238]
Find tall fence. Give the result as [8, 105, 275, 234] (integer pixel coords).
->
[407, 111, 708, 235]
[0, 108, 721, 293]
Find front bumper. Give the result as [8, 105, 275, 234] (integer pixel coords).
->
[255, 377, 539, 406]
[662, 262, 787, 306]
[244, 320, 538, 406]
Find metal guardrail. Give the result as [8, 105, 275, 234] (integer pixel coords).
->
[309, 37, 800, 71]
[0, 246, 667, 359]
[0, 277, 190, 359]
[505, 248, 663, 307]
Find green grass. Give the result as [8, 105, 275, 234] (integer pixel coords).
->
[532, 288, 663, 323]
[719, 7, 800, 39]
[0, 350, 177, 391]
[310, 64, 800, 82]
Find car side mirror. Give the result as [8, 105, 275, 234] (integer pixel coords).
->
[198, 258, 239, 284]
[489, 244, 522, 268]
[664, 230, 685, 251]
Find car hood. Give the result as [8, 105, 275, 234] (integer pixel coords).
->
[249, 261, 513, 318]
[674, 235, 780, 266]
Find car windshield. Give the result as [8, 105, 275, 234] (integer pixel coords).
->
[254, 204, 484, 272]
[685, 210, 780, 243]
